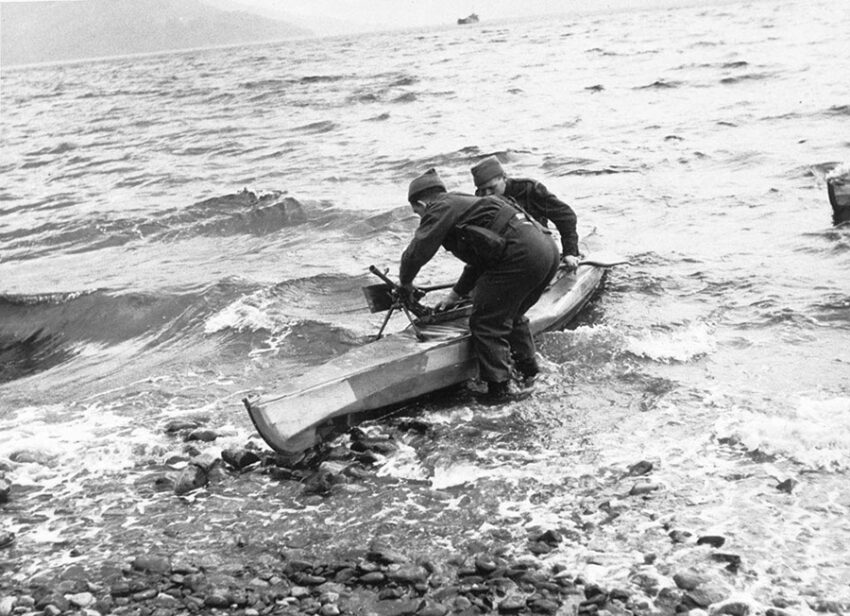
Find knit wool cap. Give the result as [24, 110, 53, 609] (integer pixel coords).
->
[471, 156, 505, 187]
[408, 168, 446, 202]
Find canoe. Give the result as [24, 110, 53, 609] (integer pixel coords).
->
[244, 262, 607, 453]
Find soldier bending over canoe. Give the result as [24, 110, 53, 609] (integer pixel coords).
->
[471, 156, 581, 271]
[399, 168, 560, 403]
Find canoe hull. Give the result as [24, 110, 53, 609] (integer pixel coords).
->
[245, 264, 605, 453]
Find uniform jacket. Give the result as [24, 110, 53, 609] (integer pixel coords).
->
[399, 193, 526, 296]
[498, 178, 579, 257]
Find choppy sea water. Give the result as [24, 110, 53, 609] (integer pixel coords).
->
[1, 0, 849, 610]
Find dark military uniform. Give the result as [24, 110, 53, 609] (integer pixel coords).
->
[399, 192, 559, 385]
[481, 178, 579, 258]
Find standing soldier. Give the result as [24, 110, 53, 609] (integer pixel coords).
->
[399, 168, 560, 402]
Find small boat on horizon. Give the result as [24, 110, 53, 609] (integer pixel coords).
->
[457, 13, 479, 25]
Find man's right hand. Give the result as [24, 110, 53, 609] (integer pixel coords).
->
[399, 282, 417, 305]
[560, 254, 580, 271]
[434, 289, 462, 312]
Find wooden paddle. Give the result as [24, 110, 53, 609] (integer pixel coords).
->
[575, 254, 629, 267]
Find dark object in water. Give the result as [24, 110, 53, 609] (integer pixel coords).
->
[457, 13, 479, 25]
[827, 170, 850, 225]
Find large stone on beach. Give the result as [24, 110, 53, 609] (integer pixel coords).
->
[498, 595, 527, 613]
[35, 594, 70, 612]
[711, 553, 742, 572]
[697, 535, 726, 548]
[628, 460, 654, 475]
[66, 592, 95, 609]
[204, 591, 231, 608]
[360, 571, 386, 584]
[0, 597, 17, 616]
[775, 478, 798, 493]
[0, 531, 14, 549]
[713, 599, 752, 616]
[629, 481, 661, 496]
[683, 580, 732, 608]
[174, 464, 208, 495]
[418, 600, 449, 616]
[9, 450, 54, 465]
[163, 419, 201, 433]
[367, 540, 409, 564]
[222, 448, 261, 470]
[528, 596, 560, 613]
[387, 564, 429, 584]
[131, 554, 172, 575]
[673, 570, 707, 590]
[186, 428, 219, 442]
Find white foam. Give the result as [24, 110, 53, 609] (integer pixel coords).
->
[714, 394, 850, 470]
[826, 162, 850, 180]
[375, 441, 428, 482]
[626, 320, 716, 363]
[204, 294, 285, 334]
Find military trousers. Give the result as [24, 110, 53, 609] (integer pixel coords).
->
[468, 219, 560, 384]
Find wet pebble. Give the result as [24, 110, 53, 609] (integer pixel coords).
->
[163, 419, 201, 433]
[711, 552, 743, 572]
[131, 588, 157, 601]
[418, 600, 449, 616]
[0, 475, 10, 503]
[498, 595, 527, 613]
[221, 447, 261, 470]
[360, 571, 386, 584]
[529, 595, 560, 613]
[204, 591, 230, 607]
[683, 580, 732, 608]
[303, 470, 336, 495]
[668, 529, 693, 543]
[0, 531, 14, 549]
[673, 570, 707, 591]
[474, 555, 499, 574]
[290, 585, 311, 598]
[368, 540, 410, 565]
[775, 478, 798, 494]
[0, 597, 15, 616]
[66, 591, 95, 608]
[627, 460, 654, 476]
[131, 554, 172, 575]
[629, 481, 661, 496]
[9, 450, 54, 465]
[173, 463, 208, 495]
[713, 598, 754, 616]
[387, 563, 429, 584]
[527, 541, 555, 555]
[185, 428, 219, 442]
[696, 535, 726, 548]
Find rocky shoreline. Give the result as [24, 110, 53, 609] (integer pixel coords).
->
[0, 420, 844, 616]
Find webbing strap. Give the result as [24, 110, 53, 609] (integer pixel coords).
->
[489, 204, 521, 235]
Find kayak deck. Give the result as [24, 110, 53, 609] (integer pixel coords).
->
[244, 263, 605, 453]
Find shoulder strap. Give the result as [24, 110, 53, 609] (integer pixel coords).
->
[489, 203, 519, 235]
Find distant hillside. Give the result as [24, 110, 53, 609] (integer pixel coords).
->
[0, 0, 312, 66]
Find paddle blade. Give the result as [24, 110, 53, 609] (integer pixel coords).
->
[362, 283, 395, 313]
[578, 253, 629, 267]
